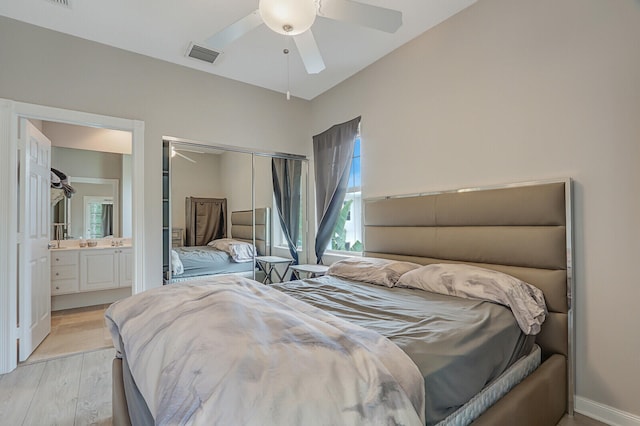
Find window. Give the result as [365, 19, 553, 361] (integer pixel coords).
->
[84, 196, 114, 239]
[328, 136, 362, 253]
[273, 135, 362, 255]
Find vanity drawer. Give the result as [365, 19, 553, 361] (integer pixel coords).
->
[51, 251, 78, 266]
[52, 265, 77, 280]
[51, 278, 79, 295]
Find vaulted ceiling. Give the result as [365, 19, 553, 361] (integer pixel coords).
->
[0, 0, 476, 100]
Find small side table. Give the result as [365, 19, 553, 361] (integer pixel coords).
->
[256, 256, 293, 284]
[289, 264, 330, 280]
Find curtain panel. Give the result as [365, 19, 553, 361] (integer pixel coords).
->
[185, 197, 227, 246]
[101, 204, 113, 237]
[272, 158, 303, 264]
[313, 116, 361, 264]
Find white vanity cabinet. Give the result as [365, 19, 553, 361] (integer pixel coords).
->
[119, 248, 134, 288]
[51, 250, 80, 295]
[80, 247, 132, 291]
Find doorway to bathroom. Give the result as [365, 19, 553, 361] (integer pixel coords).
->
[22, 119, 133, 364]
[0, 99, 146, 374]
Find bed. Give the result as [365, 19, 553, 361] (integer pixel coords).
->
[169, 207, 271, 282]
[111, 179, 573, 425]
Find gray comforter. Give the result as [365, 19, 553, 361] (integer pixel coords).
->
[106, 276, 425, 425]
[173, 245, 254, 278]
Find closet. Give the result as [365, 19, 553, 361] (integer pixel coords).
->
[162, 138, 309, 283]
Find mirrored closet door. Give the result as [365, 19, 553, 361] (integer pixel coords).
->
[162, 138, 308, 284]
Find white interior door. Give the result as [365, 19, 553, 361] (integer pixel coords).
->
[19, 120, 52, 362]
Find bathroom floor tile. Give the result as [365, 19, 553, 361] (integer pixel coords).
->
[22, 305, 113, 365]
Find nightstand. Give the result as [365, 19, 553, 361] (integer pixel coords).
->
[256, 256, 293, 284]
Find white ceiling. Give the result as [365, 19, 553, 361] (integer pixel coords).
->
[0, 0, 476, 100]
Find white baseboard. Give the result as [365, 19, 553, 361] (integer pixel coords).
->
[575, 396, 640, 426]
[52, 287, 131, 311]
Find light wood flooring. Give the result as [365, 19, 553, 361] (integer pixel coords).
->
[25, 305, 113, 364]
[0, 348, 114, 425]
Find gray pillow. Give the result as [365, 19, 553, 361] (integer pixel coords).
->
[397, 263, 547, 335]
[328, 257, 421, 288]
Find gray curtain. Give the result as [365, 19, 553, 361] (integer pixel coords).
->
[313, 116, 361, 264]
[101, 204, 113, 237]
[272, 158, 302, 264]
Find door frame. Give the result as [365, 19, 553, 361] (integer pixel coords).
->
[0, 99, 146, 374]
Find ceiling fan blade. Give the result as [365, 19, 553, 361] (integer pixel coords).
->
[204, 10, 263, 50]
[293, 30, 326, 74]
[176, 148, 204, 154]
[175, 151, 197, 163]
[317, 0, 402, 33]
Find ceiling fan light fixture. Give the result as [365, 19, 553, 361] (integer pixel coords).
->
[259, 0, 317, 36]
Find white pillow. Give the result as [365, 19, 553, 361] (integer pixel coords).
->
[327, 257, 421, 288]
[207, 238, 256, 263]
[397, 263, 547, 335]
[171, 250, 184, 275]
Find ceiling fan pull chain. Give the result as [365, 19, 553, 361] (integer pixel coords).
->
[284, 38, 291, 100]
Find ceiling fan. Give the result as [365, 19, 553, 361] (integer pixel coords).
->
[171, 146, 203, 163]
[204, 0, 402, 74]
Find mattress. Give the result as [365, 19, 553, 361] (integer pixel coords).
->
[273, 275, 533, 425]
[173, 245, 254, 279]
[438, 344, 541, 425]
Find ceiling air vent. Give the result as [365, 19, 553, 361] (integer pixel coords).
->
[47, 0, 71, 8]
[186, 43, 220, 64]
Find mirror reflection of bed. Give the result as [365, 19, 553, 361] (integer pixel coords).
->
[171, 206, 271, 282]
[164, 140, 308, 283]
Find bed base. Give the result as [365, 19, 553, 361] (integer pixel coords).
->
[112, 355, 565, 426]
[471, 354, 566, 425]
[112, 358, 131, 426]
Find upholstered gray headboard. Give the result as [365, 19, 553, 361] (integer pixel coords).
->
[230, 208, 271, 256]
[363, 180, 573, 410]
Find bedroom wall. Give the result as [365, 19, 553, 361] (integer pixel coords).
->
[0, 16, 312, 287]
[219, 151, 254, 236]
[310, 0, 640, 420]
[170, 152, 224, 233]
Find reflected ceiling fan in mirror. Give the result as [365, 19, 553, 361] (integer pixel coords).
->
[171, 146, 203, 163]
[204, 0, 402, 75]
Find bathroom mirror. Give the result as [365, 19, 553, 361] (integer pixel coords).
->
[51, 141, 133, 241]
[51, 177, 122, 239]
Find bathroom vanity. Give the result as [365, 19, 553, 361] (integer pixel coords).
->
[50, 242, 133, 310]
